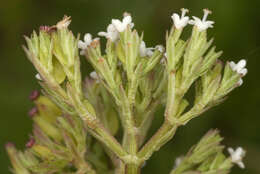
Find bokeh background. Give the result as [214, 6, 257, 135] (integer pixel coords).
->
[0, 0, 259, 173]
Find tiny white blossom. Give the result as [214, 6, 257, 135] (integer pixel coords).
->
[140, 42, 164, 57]
[189, 9, 215, 31]
[229, 59, 248, 86]
[228, 147, 246, 169]
[171, 8, 190, 29]
[89, 71, 100, 83]
[78, 34, 99, 55]
[155, 45, 165, 53]
[112, 14, 134, 32]
[98, 24, 120, 42]
[160, 53, 168, 64]
[139, 41, 154, 57]
[229, 59, 248, 76]
[238, 78, 243, 86]
[35, 73, 42, 81]
[173, 156, 184, 169]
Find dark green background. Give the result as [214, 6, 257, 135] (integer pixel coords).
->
[0, 0, 259, 173]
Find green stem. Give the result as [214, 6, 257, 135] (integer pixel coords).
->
[125, 163, 141, 174]
[119, 86, 138, 155]
[138, 121, 178, 161]
[92, 123, 128, 159]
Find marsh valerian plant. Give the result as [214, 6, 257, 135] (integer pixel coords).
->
[6, 9, 247, 174]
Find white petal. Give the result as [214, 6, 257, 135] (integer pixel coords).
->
[84, 33, 92, 45]
[112, 20, 124, 32]
[122, 15, 132, 25]
[156, 45, 165, 53]
[90, 71, 98, 80]
[229, 61, 236, 70]
[107, 24, 116, 32]
[78, 40, 86, 49]
[237, 161, 245, 169]
[237, 59, 246, 69]
[139, 41, 147, 57]
[98, 31, 107, 37]
[147, 49, 154, 57]
[228, 147, 234, 154]
[238, 78, 243, 86]
[239, 68, 248, 76]
[35, 73, 42, 80]
[172, 13, 180, 22]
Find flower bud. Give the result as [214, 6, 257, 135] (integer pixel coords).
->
[29, 90, 40, 101]
[5, 143, 30, 174]
[188, 130, 224, 164]
[34, 95, 62, 123]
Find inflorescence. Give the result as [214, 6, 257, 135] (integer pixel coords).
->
[6, 8, 247, 174]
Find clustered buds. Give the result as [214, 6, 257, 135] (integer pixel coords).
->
[171, 130, 246, 174]
[7, 8, 248, 174]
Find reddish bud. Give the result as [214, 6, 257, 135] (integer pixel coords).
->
[39, 25, 57, 33]
[29, 90, 40, 101]
[28, 107, 38, 118]
[26, 138, 35, 148]
[5, 142, 15, 148]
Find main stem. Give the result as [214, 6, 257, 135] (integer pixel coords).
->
[126, 164, 141, 174]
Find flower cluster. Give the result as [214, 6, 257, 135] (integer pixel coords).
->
[171, 8, 214, 31]
[7, 8, 248, 174]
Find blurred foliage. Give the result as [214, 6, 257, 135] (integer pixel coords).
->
[0, 0, 259, 173]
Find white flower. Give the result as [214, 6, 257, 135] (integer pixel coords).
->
[140, 41, 154, 57]
[78, 33, 99, 55]
[229, 59, 248, 86]
[90, 71, 98, 80]
[189, 9, 215, 31]
[155, 45, 165, 53]
[89, 71, 100, 83]
[98, 24, 120, 42]
[228, 147, 246, 169]
[140, 42, 165, 57]
[173, 156, 184, 169]
[229, 59, 248, 76]
[171, 8, 190, 29]
[35, 73, 42, 81]
[112, 14, 134, 32]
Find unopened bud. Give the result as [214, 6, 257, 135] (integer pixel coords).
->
[26, 138, 35, 148]
[29, 90, 40, 101]
[28, 107, 38, 118]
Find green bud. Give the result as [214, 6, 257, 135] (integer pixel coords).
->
[25, 30, 52, 72]
[33, 115, 62, 141]
[119, 27, 142, 78]
[18, 150, 38, 170]
[166, 27, 187, 72]
[188, 130, 223, 164]
[195, 62, 222, 107]
[214, 62, 241, 100]
[106, 108, 120, 135]
[31, 145, 55, 160]
[5, 143, 30, 174]
[34, 95, 62, 123]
